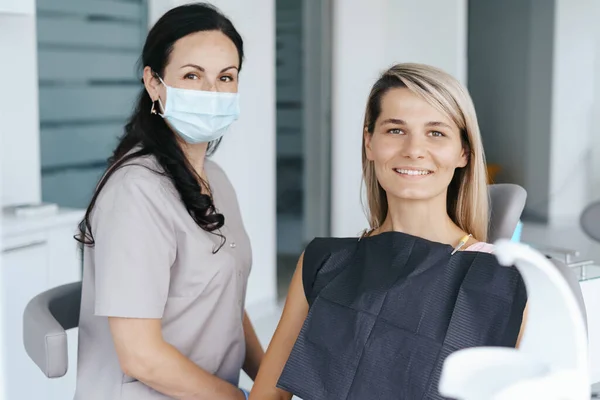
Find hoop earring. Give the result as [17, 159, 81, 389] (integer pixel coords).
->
[150, 100, 157, 114]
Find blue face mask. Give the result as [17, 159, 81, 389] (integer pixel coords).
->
[156, 77, 240, 144]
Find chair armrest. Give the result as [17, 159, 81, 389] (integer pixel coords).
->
[22, 282, 81, 378]
[524, 243, 580, 264]
[23, 295, 69, 378]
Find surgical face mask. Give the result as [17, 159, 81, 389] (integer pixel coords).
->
[155, 77, 240, 144]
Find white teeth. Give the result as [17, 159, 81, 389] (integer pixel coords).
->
[395, 169, 432, 176]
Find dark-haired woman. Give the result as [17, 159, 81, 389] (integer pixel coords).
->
[74, 3, 262, 399]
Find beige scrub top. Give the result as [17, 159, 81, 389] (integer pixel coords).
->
[74, 154, 252, 400]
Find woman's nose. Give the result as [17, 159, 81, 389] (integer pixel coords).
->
[401, 135, 426, 159]
[201, 79, 218, 92]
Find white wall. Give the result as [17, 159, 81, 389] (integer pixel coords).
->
[524, 0, 555, 221]
[0, 0, 34, 14]
[302, 0, 332, 245]
[148, 0, 277, 312]
[591, 1, 600, 200]
[387, 0, 467, 85]
[449, 0, 599, 226]
[0, 3, 37, 398]
[0, 69, 3, 400]
[548, 0, 597, 225]
[0, 4, 41, 207]
[468, 0, 556, 222]
[467, 0, 532, 187]
[331, 0, 468, 237]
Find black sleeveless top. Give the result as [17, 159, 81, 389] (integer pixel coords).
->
[277, 232, 527, 400]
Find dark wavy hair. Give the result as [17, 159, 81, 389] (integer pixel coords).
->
[75, 2, 244, 252]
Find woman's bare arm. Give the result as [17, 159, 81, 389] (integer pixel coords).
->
[242, 311, 265, 381]
[249, 253, 309, 400]
[109, 318, 245, 400]
[516, 302, 528, 348]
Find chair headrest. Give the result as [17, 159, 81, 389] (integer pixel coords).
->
[580, 200, 600, 242]
[488, 184, 527, 243]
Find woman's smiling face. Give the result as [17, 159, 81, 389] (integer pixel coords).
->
[364, 87, 468, 202]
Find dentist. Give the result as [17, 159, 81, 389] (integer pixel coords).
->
[73, 3, 263, 400]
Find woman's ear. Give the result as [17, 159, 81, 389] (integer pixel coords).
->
[458, 145, 470, 168]
[142, 66, 161, 102]
[364, 127, 374, 161]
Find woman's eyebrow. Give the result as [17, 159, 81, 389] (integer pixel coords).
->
[381, 118, 407, 125]
[425, 121, 452, 129]
[180, 64, 238, 73]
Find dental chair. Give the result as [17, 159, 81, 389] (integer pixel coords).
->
[23, 281, 81, 378]
[580, 200, 600, 243]
[439, 240, 590, 400]
[488, 184, 527, 243]
[22, 184, 529, 379]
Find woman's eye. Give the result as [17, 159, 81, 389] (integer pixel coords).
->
[184, 73, 199, 80]
[430, 131, 444, 137]
[388, 128, 403, 135]
[220, 75, 234, 82]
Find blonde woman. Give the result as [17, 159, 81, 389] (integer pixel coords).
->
[250, 63, 527, 400]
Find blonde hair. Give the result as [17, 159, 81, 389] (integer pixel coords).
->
[361, 63, 489, 242]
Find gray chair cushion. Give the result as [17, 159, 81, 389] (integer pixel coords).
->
[23, 281, 81, 378]
[580, 200, 600, 242]
[489, 184, 527, 242]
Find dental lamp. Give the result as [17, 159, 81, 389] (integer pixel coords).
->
[439, 240, 590, 400]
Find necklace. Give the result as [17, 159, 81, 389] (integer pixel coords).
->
[451, 234, 473, 255]
[359, 228, 473, 255]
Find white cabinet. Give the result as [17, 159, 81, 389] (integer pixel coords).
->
[1, 209, 84, 400]
[2, 236, 49, 400]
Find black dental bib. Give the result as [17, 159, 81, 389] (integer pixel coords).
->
[277, 232, 527, 400]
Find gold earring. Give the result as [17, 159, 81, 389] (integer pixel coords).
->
[151, 101, 157, 114]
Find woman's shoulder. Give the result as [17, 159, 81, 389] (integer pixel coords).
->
[204, 158, 245, 213]
[204, 158, 230, 180]
[204, 158, 236, 193]
[302, 236, 360, 272]
[302, 236, 359, 304]
[95, 154, 172, 209]
[108, 155, 167, 188]
[465, 241, 495, 254]
[204, 157, 224, 174]
[305, 236, 360, 255]
[302, 236, 360, 267]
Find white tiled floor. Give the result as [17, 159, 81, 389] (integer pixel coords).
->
[240, 220, 600, 393]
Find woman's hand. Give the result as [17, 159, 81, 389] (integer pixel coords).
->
[242, 311, 265, 381]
